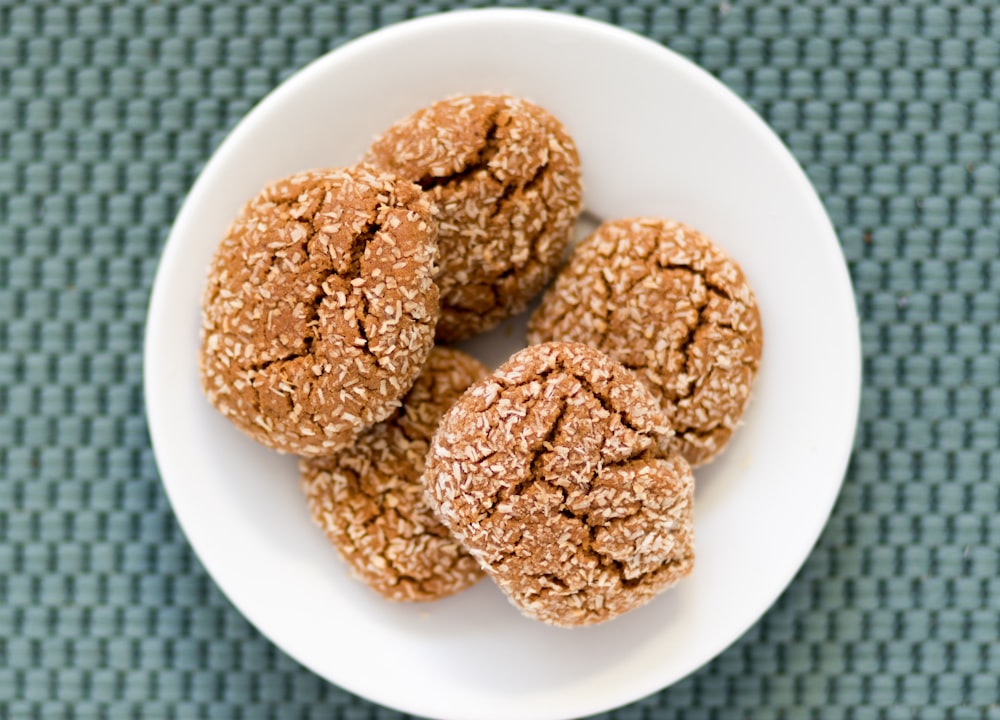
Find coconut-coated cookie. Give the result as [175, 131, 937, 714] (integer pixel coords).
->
[423, 342, 695, 627]
[366, 94, 583, 342]
[199, 165, 439, 457]
[300, 347, 488, 601]
[528, 218, 763, 466]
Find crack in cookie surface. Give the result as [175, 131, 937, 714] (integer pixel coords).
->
[527, 217, 763, 466]
[198, 166, 439, 456]
[423, 342, 694, 627]
[366, 94, 583, 341]
[415, 109, 504, 191]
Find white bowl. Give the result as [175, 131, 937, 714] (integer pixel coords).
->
[144, 9, 861, 720]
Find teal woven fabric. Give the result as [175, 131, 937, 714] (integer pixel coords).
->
[2, 1, 999, 718]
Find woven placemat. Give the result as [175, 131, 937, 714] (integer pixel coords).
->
[2, 1, 998, 718]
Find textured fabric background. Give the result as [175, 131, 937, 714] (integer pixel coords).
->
[2, 1, 999, 718]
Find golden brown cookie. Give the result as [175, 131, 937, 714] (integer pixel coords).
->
[527, 218, 763, 467]
[300, 347, 488, 601]
[423, 342, 695, 627]
[366, 94, 583, 342]
[199, 165, 439, 457]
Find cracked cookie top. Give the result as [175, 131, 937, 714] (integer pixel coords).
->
[199, 165, 439, 456]
[300, 347, 488, 601]
[366, 94, 583, 342]
[423, 342, 694, 627]
[527, 218, 763, 466]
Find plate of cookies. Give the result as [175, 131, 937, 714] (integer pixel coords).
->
[144, 9, 861, 720]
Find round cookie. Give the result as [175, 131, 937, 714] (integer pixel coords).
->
[300, 347, 488, 601]
[199, 165, 439, 457]
[366, 94, 583, 342]
[423, 342, 695, 627]
[527, 217, 763, 467]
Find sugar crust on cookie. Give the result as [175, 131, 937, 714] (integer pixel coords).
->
[301, 347, 488, 601]
[367, 94, 583, 342]
[528, 217, 763, 466]
[199, 165, 439, 456]
[423, 341, 695, 627]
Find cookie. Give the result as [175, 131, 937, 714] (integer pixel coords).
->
[199, 165, 440, 457]
[423, 342, 695, 627]
[366, 94, 583, 342]
[300, 347, 488, 601]
[527, 218, 763, 467]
